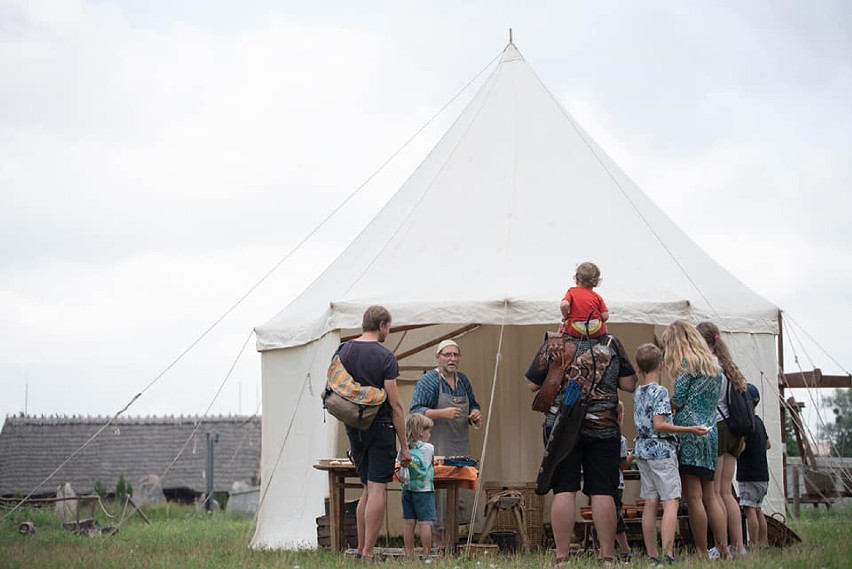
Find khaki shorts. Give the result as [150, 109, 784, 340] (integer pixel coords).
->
[717, 420, 746, 457]
[636, 456, 682, 502]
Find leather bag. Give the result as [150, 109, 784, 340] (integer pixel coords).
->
[531, 332, 578, 413]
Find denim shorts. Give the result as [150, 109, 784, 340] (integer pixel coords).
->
[738, 481, 768, 508]
[402, 490, 436, 521]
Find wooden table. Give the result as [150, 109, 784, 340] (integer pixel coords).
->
[313, 461, 477, 555]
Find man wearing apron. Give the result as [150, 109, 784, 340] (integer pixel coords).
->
[410, 339, 482, 548]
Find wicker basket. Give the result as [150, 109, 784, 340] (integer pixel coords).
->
[458, 543, 499, 558]
[766, 513, 802, 547]
[483, 482, 544, 548]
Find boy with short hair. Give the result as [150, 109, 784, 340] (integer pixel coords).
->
[633, 343, 711, 564]
[737, 384, 770, 549]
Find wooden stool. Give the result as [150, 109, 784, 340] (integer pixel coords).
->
[477, 490, 531, 552]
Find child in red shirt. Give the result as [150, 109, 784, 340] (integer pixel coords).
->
[559, 262, 609, 338]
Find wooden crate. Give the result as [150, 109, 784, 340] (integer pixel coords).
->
[483, 482, 544, 548]
[316, 515, 357, 549]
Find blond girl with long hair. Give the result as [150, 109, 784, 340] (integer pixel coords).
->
[661, 320, 731, 560]
[697, 321, 748, 557]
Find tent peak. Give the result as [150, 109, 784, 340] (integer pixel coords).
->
[501, 38, 523, 63]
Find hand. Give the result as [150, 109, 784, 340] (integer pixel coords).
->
[468, 409, 482, 424]
[444, 407, 462, 420]
[398, 448, 412, 467]
[692, 425, 711, 436]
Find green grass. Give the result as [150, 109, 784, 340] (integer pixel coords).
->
[1, 503, 850, 568]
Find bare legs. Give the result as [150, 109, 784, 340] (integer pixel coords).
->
[356, 489, 367, 554]
[356, 481, 387, 558]
[744, 506, 768, 548]
[714, 453, 745, 552]
[681, 475, 707, 553]
[682, 474, 730, 559]
[403, 519, 416, 555]
[591, 494, 617, 561]
[615, 529, 631, 556]
[641, 498, 660, 559]
[703, 476, 730, 558]
[551, 492, 577, 561]
[640, 498, 678, 560]
[403, 520, 433, 556]
[659, 499, 679, 558]
[552, 492, 616, 564]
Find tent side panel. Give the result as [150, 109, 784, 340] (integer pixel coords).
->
[251, 334, 340, 549]
[728, 332, 783, 516]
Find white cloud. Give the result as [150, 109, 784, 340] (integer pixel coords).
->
[1, 1, 850, 427]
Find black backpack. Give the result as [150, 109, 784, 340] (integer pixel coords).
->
[722, 380, 755, 437]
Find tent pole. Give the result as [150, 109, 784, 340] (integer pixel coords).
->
[394, 323, 481, 360]
[778, 310, 788, 503]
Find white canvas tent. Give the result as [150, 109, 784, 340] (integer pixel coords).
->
[252, 42, 784, 548]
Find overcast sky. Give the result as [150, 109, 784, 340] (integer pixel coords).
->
[1, 1, 849, 437]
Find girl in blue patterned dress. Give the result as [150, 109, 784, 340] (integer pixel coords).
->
[661, 320, 731, 560]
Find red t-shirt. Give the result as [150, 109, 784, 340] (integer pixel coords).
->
[561, 287, 608, 337]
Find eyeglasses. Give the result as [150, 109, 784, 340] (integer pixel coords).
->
[439, 352, 461, 359]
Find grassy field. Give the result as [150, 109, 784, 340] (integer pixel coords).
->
[1, 503, 850, 568]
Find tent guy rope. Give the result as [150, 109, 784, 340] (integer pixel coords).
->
[464, 298, 509, 548]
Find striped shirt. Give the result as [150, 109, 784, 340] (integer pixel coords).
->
[410, 369, 480, 415]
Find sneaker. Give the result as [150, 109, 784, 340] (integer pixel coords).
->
[621, 550, 633, 564]
[420, 555, 434, 564]
[707, 547, 720, 560]
[664, 556, 677, 564]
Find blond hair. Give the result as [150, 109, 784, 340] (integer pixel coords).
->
[406, 414, 434, 448]
[696, 321, 747, 392]
[661, 320, 720, 378]
[575, 262, 602, 288]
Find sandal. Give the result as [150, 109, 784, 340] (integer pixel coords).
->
[601, 557, 615, 568]
[553, 557, 570, 567]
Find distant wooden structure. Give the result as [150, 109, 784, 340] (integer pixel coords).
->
[779, 362, 852, 511]
[785, 397, 838, 509]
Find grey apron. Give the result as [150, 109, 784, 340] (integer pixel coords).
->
[432, 375, 474, 531]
